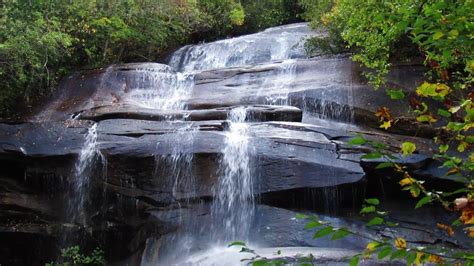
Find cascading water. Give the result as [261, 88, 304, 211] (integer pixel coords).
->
[154, 123, 196, 202]
[126, 67, 194, 111]
[212, 107, 254, 242]
[169, 23, 317, 72]
[263, 59, 298, 106]
[67, 123, 105, 225]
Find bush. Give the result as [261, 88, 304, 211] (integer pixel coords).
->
[46, 246, 105, 266]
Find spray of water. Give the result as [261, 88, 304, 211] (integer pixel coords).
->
[212, 107, 255, 242]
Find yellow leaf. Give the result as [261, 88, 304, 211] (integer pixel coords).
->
[410, 187, 420, 197]
[366, 242, 378, 252]
[401, 142, 416, 156]
[435, 83, 451, 97]
[394, 237, 406, 249]
[380, 120, 391, 130]
[416, 114, 437, 123]
[415, 252, 424, 265]
[428, 254, 442, 263]
[463, 122, 474, 131]
[399, 177, 414, 186]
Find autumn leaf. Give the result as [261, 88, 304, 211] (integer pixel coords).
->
[437, 223, 455, 236]
[446, 167, 460, 176]
[375, 107, 392, 121]
[435, 83, 450, 97]
[428, 254, 442, 263]
[466, 227, 474, 238]
[460, 203, 474, 225]
[394, 237, 406, 249]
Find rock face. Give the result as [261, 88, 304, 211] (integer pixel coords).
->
[1, 23, 465, 265]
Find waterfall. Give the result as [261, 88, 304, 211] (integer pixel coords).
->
[263, 59, 298, 105]
[212, 107, 254, 242]
[169, 23, 317, 72]
[67, 123, 105, 225]
[126, 68, 194, 111]
[154, 123, 196, 202]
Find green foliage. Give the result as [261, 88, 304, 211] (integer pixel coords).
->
[46, 246, 105, 266]
[0, 0, 305, 115]
[298, 0, 346, 56]
[238, 0, 301, 33]
[0, 0, 203, 114]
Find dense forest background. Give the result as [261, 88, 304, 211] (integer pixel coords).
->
[0, 0, 301, 115]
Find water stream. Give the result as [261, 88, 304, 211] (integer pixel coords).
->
[65, 22, 357, 265]
[212, 107, 254, 242]
[68, 123, 104, 225]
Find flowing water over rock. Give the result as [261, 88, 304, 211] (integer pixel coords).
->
[1, 23, 460, 265]
[67, 123, 104, 225]
[212, 107, 254, 242]
[169, 23, 318, 72]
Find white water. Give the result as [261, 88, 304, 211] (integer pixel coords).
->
[169, 23, 318, 72]
[68, 123, 105, 225]
[126, 69, 194, 111]
[154, 123, 196, 201]
[212, 107, 255, 242]
[262, 59, 298, 105]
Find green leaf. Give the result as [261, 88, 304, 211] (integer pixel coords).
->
[295, 213, 308, 220]
[349, 255, 359, 266]
[365, 198, 380, 205]
[386, 89, 405, 100]
[367, 217, 384, 226]
[390, 249, 407, 260]
[313, 226, 334, 238]
[437, 108, 451, 118]
[360, 206, 376, 214]
[451, 218, 461, 226]
[228, 241, 246, 247]
[377, 247, 392, 259]
[331, 228, 351, 240]
[432, 31, 444, 40]
[386, 221, 399, 227]
[348, 135, 366, 146]
[376, 162, 394, 169]
[361, 152, 383, 159]
[406, 252, 417, 265]
[401, 142, 416, 156]
[439, 144, 449, 153]
[304, 220, 322, 229]
[448, 29, 459, 38]
[415, 196, 431, 209]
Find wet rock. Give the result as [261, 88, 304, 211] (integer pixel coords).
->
[79, 104, 302, 123]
